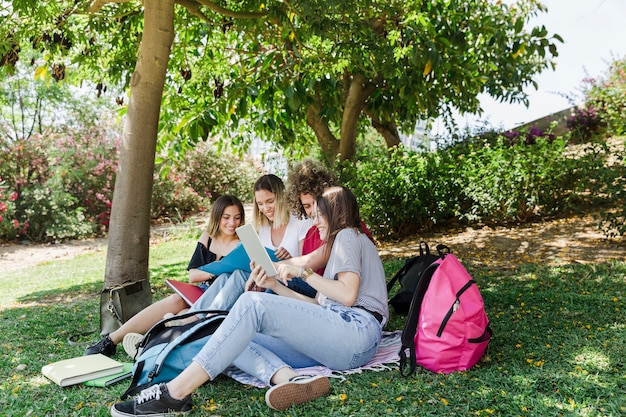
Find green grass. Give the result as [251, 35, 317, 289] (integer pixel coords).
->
[1, 232, 625, 416]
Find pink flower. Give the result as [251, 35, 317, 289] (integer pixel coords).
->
[0, 214, 3, 222]
[9, 192, 18, 201]
[12, 219, 19, 229]
[0, 202, 5, 212]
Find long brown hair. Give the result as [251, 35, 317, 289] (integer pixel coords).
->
[205, 195, 245, 238]
[316, 186, 362, 257]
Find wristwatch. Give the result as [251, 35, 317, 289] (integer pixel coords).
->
[301, 267, 314, 281]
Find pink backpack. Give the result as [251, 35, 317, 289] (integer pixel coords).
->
[398, 247, 491, 374]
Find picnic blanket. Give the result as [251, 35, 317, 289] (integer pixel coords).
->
[223, 331, 402, 388]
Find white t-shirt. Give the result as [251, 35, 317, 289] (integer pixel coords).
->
[258, 214, 312, 257]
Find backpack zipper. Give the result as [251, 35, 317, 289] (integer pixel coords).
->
[437, 280, 475, 337]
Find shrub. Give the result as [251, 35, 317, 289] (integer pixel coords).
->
[582, 56, 626, 137]
[151, 171, 204, 221]
[47, 128, 120, 232]
[566, 105, 605, 142]
[455, 134, 573, 223]
[0, 178, 18, 241]
[178, 141, 262, 203]
[341, 147, 461, 239]
[18, 185, 94, 241]
[341, 130, 593, 240]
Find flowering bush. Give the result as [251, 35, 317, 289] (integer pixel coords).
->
[502, 126, 555, 146]
[47, 128, 120, 232]
[566, 105, 605, 142]
[177, 141, 262, 204]
[0, 179, 18, 241]
[582, 56, 626, 136]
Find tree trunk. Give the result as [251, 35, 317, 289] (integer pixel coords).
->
[103, 1, 174, 291]
[306, 101, 338, 161]
[338, 73, 376, 161]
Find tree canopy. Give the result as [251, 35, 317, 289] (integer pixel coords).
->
[1, 0, 561, 162]
[0, 0, 561, 299]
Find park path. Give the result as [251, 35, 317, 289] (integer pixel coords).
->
[1, 206, 624, 273]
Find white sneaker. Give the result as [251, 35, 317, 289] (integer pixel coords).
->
[122, 332, 144, 359]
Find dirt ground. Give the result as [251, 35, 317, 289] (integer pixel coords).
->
[1, 209, 624, 273]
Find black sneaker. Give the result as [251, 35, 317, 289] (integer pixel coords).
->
[110, 383, 193, 417]
[84, 335, 117, 357]
[265, 375, 330, 411]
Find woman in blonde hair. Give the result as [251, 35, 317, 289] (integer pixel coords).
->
[189, 173, 316, 310]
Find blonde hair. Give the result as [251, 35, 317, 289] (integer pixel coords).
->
[205, 195, 245, 237]
[252, 174, 290, 230]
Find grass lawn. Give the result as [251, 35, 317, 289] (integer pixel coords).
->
[1, 225, 625, 416]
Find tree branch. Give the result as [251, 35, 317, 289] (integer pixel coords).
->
[192, 0, 267, 19]
[364, 109, 401, 149]
[174, 0, 211, 23]
[87, 0, 134, 13]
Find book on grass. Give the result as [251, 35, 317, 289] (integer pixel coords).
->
[41, 354, 124, 387]
[165, 279, 206, 306]
[236, 224, 279, 277]
[83, 362, 133, 387]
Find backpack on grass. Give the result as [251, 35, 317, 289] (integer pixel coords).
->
[387, 242, 443, 314]
[121, 310, 227, 399]
[398, 250, 491, 375]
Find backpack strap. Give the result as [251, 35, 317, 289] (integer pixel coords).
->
[148, 313, 226, 383]
[398, 257, 443, 376]
[387, 242, 430, 292]
[121, 360, 146, 399]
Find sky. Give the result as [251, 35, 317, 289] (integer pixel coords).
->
[443, 0, 626, 133]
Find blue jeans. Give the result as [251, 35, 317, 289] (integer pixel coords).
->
[193, 291, 383, 384]
[188, 269, 250, 313]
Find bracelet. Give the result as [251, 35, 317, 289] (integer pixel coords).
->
[301, 267, 314, 282]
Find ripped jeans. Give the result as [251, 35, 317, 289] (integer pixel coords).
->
[193, 291, 383, 384]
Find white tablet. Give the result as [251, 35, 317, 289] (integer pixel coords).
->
[236, 224, 278, 277]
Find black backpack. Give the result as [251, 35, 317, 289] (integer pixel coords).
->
[387, 242, 447, 314]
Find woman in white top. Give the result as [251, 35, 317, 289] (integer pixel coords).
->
[191, 174, 312, 310]
[254, 173, 312, 259]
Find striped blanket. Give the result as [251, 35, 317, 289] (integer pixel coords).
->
[223, 331, 402, 388]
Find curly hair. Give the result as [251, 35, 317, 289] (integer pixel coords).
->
[286, 159, 338, 219]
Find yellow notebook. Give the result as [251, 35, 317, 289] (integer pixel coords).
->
[42, 354, 124, 387]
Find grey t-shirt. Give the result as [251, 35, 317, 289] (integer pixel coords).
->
[317, 228, 389, 321]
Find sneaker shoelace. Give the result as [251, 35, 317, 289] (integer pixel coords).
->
[136, 385, 163, 404]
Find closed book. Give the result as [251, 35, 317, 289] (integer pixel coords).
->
[84, 362, 133, 387]
[42, 354, 124, 387]
[165, 279, 205, 306]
